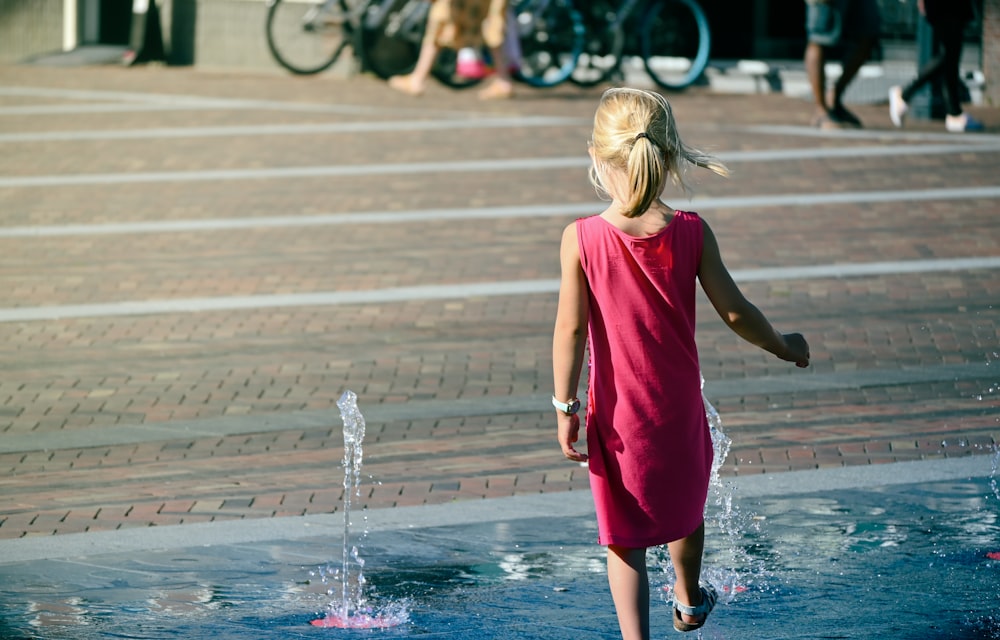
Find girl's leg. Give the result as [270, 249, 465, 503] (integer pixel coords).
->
[606, 545, 650, 640]
[668, 522, 706, 626]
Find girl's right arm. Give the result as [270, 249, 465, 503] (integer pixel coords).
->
[698, 219, 810, 367]
[552, 221, 590, 462]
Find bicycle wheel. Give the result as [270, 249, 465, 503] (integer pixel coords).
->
[266, 0, 353, 75]
[354, 0, 424, 79]
[511, 0, 584, 88]
[569, 1, 623, 87]
[639, 0, 711, 91]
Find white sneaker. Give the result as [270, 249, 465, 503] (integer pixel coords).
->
[888, 86, 907, 128]
[945, 113, 985, 133]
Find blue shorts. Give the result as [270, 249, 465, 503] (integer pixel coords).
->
[805, 0, 881, 47]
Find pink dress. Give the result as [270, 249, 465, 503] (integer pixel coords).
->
[576, 210, 712, 548]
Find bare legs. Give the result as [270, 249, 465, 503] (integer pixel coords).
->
[805, 36, 876, 126]
[388, 34, 440, 96]
[668, 522, 706, 626]
[478, 45, 513, 99]
[607, 545, 650, 640]
[805, 41, 828, 121]
[606, 522, 706, 640]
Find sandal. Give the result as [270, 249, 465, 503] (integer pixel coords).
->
[673, 584, 718, 633]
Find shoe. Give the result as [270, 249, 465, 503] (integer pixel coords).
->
[828, 103, 862, 128]
[945, 113, 985, 132]
[673, 584, 718, 633]
[812, 112, 842, 130]
[888, 85, 907, 128]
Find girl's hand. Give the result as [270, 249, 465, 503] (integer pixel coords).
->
[781, 333, 811, 368]
[557, 413, 588, 462]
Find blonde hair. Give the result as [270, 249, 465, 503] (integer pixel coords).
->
[589, 87, 729, 218]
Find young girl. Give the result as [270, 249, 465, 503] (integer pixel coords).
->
[552, 88, 810, 638]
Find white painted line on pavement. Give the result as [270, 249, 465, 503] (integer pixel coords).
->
[0, 157, 587, 187]
[0, 256, 997, 322]
[0, 86, 504, 118]
[2, 186, 999, 238]
[0, 116, 589, 142]
[2, 143, 1000, 188]
[743, 124, 1000, 144]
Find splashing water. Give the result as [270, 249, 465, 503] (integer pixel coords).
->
[310, 391, 409, 629]
[990, 446, 1000, 504]
[653, 379, 773, 607]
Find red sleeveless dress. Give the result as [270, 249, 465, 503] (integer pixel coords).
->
[576, 210, 712, 548]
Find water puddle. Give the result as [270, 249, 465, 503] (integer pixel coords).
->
[0, 392, 996, 638]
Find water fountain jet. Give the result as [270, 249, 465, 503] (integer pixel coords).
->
[310, 390, 409, 629]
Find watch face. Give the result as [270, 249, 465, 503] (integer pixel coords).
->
[553, 396, 581, 414]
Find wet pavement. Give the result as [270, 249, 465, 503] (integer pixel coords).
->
[0, 61, 998, 555]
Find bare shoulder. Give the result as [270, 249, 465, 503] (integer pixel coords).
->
[561, 219, 580, 245]
[560, 220, 580, 260]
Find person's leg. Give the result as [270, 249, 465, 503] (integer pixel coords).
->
[478, 0, 513, 99]
[828, 0, 880, 125]
[478, 45, 513, 98]
[388, 34, 440, 95]
[389, 1, 449, 95]
[825, 32, 875, 126]
[893, 26, 947, 127]
[937, 19, 983, 131]
[668, 522, 706, 626]
[805, 41, 829, 121]
[607, 545, 650, 640]
[830, 35, 875, 104]
[936, 20, 966, 116]
[900, 56, 943, 103]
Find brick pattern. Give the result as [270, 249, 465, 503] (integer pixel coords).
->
[985, 0, 1000, 106]
[0, 65, 997, 539]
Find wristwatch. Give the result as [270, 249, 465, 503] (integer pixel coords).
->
[552, 395, 581, 415]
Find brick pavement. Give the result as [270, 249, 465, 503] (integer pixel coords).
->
[0, 64, 998, 539]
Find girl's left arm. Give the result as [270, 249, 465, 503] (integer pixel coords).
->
[552, 222, 589, 462]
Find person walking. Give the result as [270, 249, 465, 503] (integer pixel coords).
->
[388, 0, 514, 99]
[888, 0, 983, 132]
[803, 0, 881, 128]
[552, 87, 811, 638]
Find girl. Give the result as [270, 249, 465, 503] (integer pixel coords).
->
[552, 88, 810, 638]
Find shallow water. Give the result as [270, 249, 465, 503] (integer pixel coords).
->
[1, 478, 998, 639]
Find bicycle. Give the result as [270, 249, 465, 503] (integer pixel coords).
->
[265, 0, 586, 88]
[570, 0, 711, 91]
[265, 0, 362, 75]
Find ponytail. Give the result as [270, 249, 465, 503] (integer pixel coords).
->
[590, 88, 728, 218]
